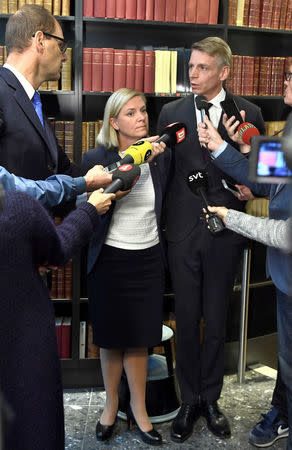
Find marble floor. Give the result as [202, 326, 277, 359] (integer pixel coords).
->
[64, 368, 288, 450]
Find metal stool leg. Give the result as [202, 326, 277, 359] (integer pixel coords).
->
[237, 247, 251, 383]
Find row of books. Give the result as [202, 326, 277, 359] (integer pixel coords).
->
[0, 46, 72, 91]
[0, 0, 71, 16]
[228, 0, 292, 30]
[83, 0, 219, 24]
[55, 316, 71, 358]
[50, 259, 73, 299]
[226, 56, 290, 96]
[50, 120, 75, 162]
[82, 47, 191, 94]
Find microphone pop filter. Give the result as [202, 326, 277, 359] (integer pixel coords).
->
[195, 95, 208, 111]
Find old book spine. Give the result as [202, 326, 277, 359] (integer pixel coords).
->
[260, 0, 273, 28]
[54, 120, 65, 150]
[252, 56, 260, 95]
[62, 0, 70, 16]
[208, 0, 219, 24]
[137, 0, 146, 20]
[116, 0, 125, 17]
[44, 0, 53, 13]
[242, 0, 251, 27]
[106, 0, 116, 18]
[53, 0, 61, 16]
[64, 260, 73, 299]
[185, 0, 197, 23]
[83, 0, 93, 16]
[113, 48, 127, 91]
[125, 0, 137, 19]
[64, 121, 74, 162]
[270, 0, 281, 29]
[94, 0, 106, 17]
[92, 48, 103, 92]
[83, 47, 92, 91]
[154, 0, 166, 21]
[102, 48, 114, 92]
[241, 55, 254, 96]
[248, 0, 261, 28]
[126, 49, 136, 89]
[165, 0, 176, 22]
[279, 0, 288, 29]
[61, 47, 72, 91]
[144, 50, 155, 93]
[145, 0, 154, 19]
[134, 50, 145, 92]
[175, 0, 185, 22]
[196, 0, 210, 24]
[258, 56, 272, 95]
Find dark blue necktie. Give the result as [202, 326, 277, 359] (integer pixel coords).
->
[32, 91, 44, 127]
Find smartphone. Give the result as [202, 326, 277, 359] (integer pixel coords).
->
[222, 179, 243, 196]
[220, 97, 243, 124]
[249, 136, 292, 183]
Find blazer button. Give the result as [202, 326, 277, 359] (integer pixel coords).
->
[47, 163, 53, 170]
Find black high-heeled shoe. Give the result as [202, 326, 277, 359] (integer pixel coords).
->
[126, 406, 162, 446]
[96, 419, 116, 441]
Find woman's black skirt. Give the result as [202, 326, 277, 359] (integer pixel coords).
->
[88, 244, 164, 349]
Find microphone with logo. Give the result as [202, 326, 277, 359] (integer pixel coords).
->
[187, 169, 225, 234]
[103, 122, 187, 173]
[104, 163, 141, 194]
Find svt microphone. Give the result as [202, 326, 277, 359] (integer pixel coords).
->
[187, 169, 225, 234]
[104, 163, 141, 194]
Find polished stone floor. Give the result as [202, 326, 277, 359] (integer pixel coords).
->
[64, 368, 288, 449]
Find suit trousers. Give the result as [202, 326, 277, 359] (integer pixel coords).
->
[168, 222, 245, 404]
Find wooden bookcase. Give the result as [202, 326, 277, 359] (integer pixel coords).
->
[1, 0, 290, 387]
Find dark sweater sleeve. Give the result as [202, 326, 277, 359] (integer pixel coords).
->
[9, 192, 101, 266]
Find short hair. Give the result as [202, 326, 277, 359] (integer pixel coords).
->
[97, 88, 147, 149]
[5, 4, 56, 55]
[191, 37, 232, 68]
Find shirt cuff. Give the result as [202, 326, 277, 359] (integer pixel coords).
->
[74, 177, 87, 195]
[211, 141, 228, 159]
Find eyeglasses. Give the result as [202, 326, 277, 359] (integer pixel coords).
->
[32, 31, 68, 54]
[284, 72, 292, 82]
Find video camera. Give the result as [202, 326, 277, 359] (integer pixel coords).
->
[249, 136, 292, 183]
[249, 110, 292, 183]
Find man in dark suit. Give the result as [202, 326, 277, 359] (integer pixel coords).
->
[157, 37, 265, 443]
[0, 4, 111, 197]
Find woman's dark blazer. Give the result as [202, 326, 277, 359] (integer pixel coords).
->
[82, 144, 170, 274]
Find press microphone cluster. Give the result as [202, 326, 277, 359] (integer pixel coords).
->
[104, 163, 141, 193]
[187, 169, 225, 234]
[103, 122, 187, 173]
[196, 95, 260, 146]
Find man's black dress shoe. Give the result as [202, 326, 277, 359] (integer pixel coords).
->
[201, 401, 231, 438]
[171, 403, 201, 443]
[96, 419, 116, 441]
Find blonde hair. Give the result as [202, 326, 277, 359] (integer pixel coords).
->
[97, 88, 147, 149]
[191, 37, 232, 68]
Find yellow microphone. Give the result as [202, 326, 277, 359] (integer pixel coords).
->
[123, 140, 153, 165]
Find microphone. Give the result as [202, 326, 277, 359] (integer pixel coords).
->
[103, 122, 187, 173]
[104, 163, 141, 194]
[195, 95, 209, 123]
[155, 121, 187, 145]
[187, 169, 225, 234]
[237, 122, 260, 145]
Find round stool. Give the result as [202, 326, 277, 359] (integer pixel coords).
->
[118, 325, 180, 423]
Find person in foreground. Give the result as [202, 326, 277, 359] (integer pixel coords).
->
[0, 188, 114, 450]
[82, 88, 168, 446]
[157, 36, 265, 443]
[198, 109, 292, 450]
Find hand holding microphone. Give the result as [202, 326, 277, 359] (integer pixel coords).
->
[104, 163, 141, 194]
[187, 169, 225, 234]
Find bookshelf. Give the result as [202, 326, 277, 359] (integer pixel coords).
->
[0, 0, 290, 387]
